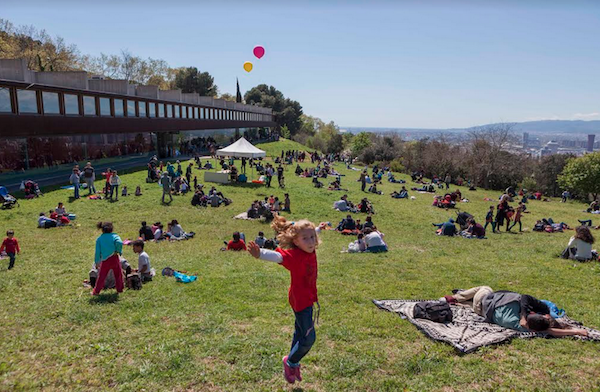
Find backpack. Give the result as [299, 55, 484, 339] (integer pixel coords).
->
[413, 301, 453, 323]
[126, 274, 142, 290]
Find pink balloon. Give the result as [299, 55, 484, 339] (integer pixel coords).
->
[253, 45, 265, 59]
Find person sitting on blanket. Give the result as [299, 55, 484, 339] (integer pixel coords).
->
[337, 215, 359, 235]
[461, 218, 486, 239]
[363, 227, 388, 253]
[391, 186, 409, 199]
[562, 225, 595, 261]
[433, 218, 457, 236]
[442, 286, 588, 337]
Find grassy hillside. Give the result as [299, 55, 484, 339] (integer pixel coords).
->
[0, 140, 599, 391]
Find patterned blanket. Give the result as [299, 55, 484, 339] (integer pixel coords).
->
[373, 299, 600, 354]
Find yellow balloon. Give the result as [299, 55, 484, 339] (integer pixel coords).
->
[243, 61, 253, 72]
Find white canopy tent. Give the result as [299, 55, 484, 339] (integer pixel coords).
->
[205, 137, 266, 183]
[216, 137, 266, 159]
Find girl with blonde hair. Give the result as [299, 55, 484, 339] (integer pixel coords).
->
[247, 214, 327, 384]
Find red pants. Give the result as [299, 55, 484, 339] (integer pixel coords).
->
[93, 254, 124, 295]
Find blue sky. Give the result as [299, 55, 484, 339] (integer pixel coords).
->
[2, 1, 600, 128]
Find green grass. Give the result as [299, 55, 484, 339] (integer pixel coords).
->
[1, 138, 599, 391]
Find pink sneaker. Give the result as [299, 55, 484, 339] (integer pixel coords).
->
[294, 364, 302, 382]
[282, 356, 295, 384]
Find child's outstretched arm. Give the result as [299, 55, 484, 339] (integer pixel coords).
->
[247, 241, 283, 263]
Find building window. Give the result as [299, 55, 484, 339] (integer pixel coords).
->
[100, 97, 111, 116]
[167, 104, 173, 118]
[0, 87, 12, 113]
[17, 89, 38, 114]
[174, 105, 180, 118]
[158, 104, 165, 118]
[127, 100, 136, 117]
[193, 107, 198, 118]
[182, 106, 187, 119]
[138, 101, 146, 117]
[64, 94, 79, 115]
[83, 96, 96, 116]
[148, 103, 155, 117]
[42, 92, 60, 115]
[114, 99, 124, 117]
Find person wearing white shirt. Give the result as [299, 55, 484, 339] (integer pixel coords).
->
[564, 226, 594, 261]
[363, 227, 388, 253]
[132, 240, 154, 282]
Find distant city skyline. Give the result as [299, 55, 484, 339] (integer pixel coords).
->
[3, 1, 600, 128]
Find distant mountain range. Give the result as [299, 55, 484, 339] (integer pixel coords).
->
[343, 120, 600, 135]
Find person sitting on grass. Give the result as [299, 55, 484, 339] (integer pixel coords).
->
[562, 225, 595, 261]
[55, 202, 67, 216]
[295, 164, 303, 175]
[368, 183, 383, 195]
[255, 231, 266, 248]
[153, 223, 165, 241]
[226, 231, 247, 251]
[433, 218, 457, 236]
[328, 179, 345, 191]
[139, 221, 154, 241]
[358, 198, 375, 214]
[132, 240, 154, 282]
[333, 195, 352, 212]
[283, 193, 291, 212]
[391, 186, 409, 199]
[169, 219, 195, 240]
[442, 286, 588, 337]
[363, 227, 388, 253]
[135, 185, 142, 196]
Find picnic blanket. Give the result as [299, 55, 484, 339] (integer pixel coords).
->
[373, 299, 600, 354]
[234, 212, 254, 220]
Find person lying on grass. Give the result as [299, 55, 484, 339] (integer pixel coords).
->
[246, 215, 327, 384]
[441, 286, 588, 337]
[433, 218, 457, 236]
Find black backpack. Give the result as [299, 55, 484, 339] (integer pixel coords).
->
[126, 274, 142, 290]
[413, 301, 453, 323]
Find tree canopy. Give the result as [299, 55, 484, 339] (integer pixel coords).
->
[244, 84, 303, 134]
[173, 67, 218, 97]
[558, 152, 600, 200]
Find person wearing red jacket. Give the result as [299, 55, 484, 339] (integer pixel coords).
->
[1, 230, 20, 270]
[247, 216, 326, 385]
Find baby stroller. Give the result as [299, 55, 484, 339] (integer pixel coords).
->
[456, 210, 474, 231]
[22, 180, 42, 199]
[0, 186, 19, 209]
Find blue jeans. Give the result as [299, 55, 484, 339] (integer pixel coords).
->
[73, 183, 80, 199]
[109, 185, 118, 200]
[288, 305, 316, 366]
[7, 252, 15, 269]
[367, 245, 388, 253]
[85, 178, 96, 194]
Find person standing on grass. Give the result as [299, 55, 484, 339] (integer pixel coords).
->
[103, 168, 112, 197]
[496, 194, 510, 231]
[82, 162, 96, 195]
[359, 170, 367, 192]
[508, 202, 524, 232]
[69, 167, 81, 199]
[484, 205, 497, 233]
[444, 173, 451, 190]
[247, 215, 327, 384]
[109, 170, 121, 201]
[160, 172, 173, 204]
[1, 230, 20, 270]
[92, 222, 124, 296]
[186, 162, 193, 185]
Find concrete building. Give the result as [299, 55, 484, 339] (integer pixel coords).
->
[588, 134, 595, 152]
[0, 58, 275, 185]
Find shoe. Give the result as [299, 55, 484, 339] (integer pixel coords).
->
[282, 356, 295, 384]
[294, 364, 302, 382]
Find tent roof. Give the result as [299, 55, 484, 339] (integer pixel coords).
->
[216, 137, 266, 158]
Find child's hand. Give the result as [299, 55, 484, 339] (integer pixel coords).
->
[247, 241, 260, 259]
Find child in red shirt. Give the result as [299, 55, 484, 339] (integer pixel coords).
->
[226, 232, 247, 251]
[1, 230, 20, 270]
[247, 215, 326, 384]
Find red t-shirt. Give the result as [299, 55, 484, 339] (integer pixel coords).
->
[1, 237, 20, 254]
[227, 240, 247, 251]
[277, 247, 318, 312]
